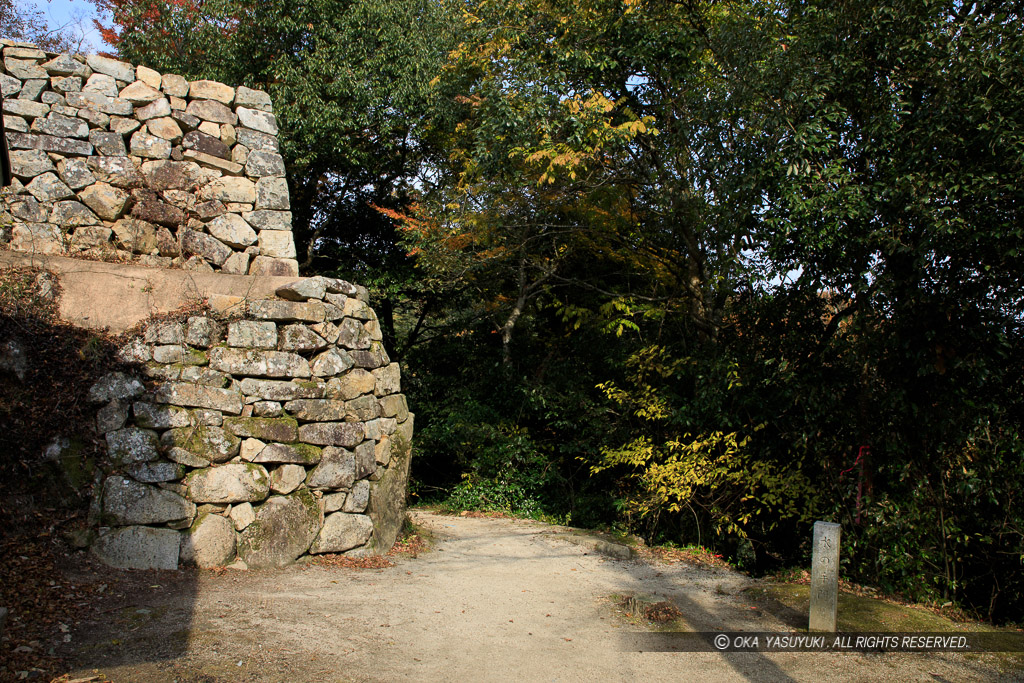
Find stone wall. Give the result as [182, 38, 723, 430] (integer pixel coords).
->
[0, 39, 297, 276]
[0, 43, 415, 570]
[89, 275, 413, 570]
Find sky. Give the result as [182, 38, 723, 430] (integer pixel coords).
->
[29, 0, 110, 53]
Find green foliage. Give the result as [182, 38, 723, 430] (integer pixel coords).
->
[403, 0, 1024, 622]
[440, 476, 543, 518]
[97, 0, 1024, 622]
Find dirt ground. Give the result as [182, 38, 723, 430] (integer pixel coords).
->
[32, 511, 1023, 682]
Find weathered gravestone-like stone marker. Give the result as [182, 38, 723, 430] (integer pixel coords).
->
[809, 521, 841, 632]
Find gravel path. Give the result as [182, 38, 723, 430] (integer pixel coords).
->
[60, 511, 1017, 682]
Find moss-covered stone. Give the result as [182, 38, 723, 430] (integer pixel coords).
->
[252, 441, 322, 465]
[222, 415, 298, 442]
[236, 488, 321, 568]
[185, 462, 270, 504]
[151, 345, 209, 366]
[161, 424, 241, 463]
[368, 415, 412, 554]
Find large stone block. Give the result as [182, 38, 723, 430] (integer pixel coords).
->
[9, 149, 54, 178]
[26, 172, 73, 202]
[201, 176, 256, 203]
[151, 381, 243, 414]
[65, 91, 132, 116]
[379, 394, 410, 422]
[89, 371, 145, 402]
[86, 54, 136, 82]
[309, 348, 354, 378]
[188, 79, 235, 104]
[248, 256, 299, 277]
[3, 97, 49, 119]
[136, 97, 171, 121]
[235, 86, 272, 111]
[9, 223, 63, 254]
[147, 116, 183, 141]
[92, 526, 180, 570]
[124, 461, 186, 483]
[222, 415, 299, 442]
[283, 399, 348, 422]
[245, 150, 285, 178]
[255, 176, 289, 209]
[346, 395, 380, 422]
[80, 182, 130, 221]
[368, 416, 413, 553]
[132, 198, 185, 227]
[161, 424, 241, 463]
[186, 99, 237, 124]
[238, 377, 326, 401]
[257, 229, 296, 258]
[88, 156, 145, 188]
[274, 277, 326, 302]
[336, 318, 372, 350]
[105, 426, 159, 464]
[57, 158, 97, 189]
[247, 299, 326, 323]
[373, 362, 402, 396]
[242, 209, 291, 231]
[270, 464, 306, 495]
[91, 130, 128, 156]
[84, 72, 118, 97]
[130, 130, 171, 159]
[305, 446, 355, 489]
[135, 64, 161, 88]
[309, 512, 372, 554]
[182, 130, 230, 159]
[186, 463, 270, 504]
[236, 490, 321, 568]
[102, 475, 195, 525]
[209, 347, 311, 378]
[298, 422, 364, 448]
[10, 197, 47, 222]
[185, 316, 225, 348]
[133, 401, 195, 429]
[237, 107, 278, 135]
[111, 218, 159, 254]
[326, 369, 377, 400]
[120, 80, 163, 104]
[342, 480, 370, 513]
[251, 442, 322, 465]
[140, 159, 206, 191]
[31, 112, 89, 138]
[42, 54, 91, 78]
[236, 126, 278, 152]
[181, 229, 233, 266]
[277, 324, 328, 352]
[227, 319, 277, 348]
[7, 132, 93, 156]
[180, 512, 236, 568]
[161, 73, 189, 98]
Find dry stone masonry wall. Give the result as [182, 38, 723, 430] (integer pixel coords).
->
[89, 276, 413, 570]
[0, 39, 298, 276]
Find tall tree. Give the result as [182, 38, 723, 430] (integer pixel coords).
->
[407, 0, 1024, 619]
